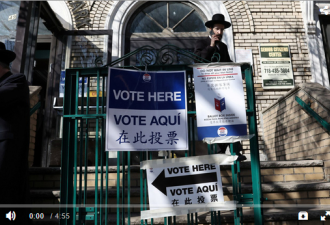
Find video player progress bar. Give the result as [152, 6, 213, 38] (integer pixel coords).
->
[1, 204, 330, 208]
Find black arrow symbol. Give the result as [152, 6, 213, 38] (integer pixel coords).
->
[151, 170, 217, 196]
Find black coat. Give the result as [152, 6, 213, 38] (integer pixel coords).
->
[0, 72, 30, 224]
[194, 37, 232, 63]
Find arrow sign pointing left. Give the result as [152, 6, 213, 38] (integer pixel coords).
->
[151, 170, 218, 196]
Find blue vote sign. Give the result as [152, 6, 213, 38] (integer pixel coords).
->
[106, 68, 188, 151]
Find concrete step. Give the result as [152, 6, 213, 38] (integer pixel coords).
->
[28, 160, 325, 190]
[30, 181, 330, 198]
[28, 160, 328, 222]
[30, 181, 330, 214]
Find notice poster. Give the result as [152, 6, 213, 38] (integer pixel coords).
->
[259, 44, 294, 89]
[106, 68, 188, 151]
[59, 71, 88, 97]
[235, 49, 253, 66]
[59, 71, 65, 98]
[193, 65, 247, 140]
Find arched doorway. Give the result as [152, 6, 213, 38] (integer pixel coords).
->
[105, 0, 234, 161]
[106, 1, 234, 64]
[124, 1, 208, 65]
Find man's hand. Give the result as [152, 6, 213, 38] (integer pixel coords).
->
[210, 34, 221, 47]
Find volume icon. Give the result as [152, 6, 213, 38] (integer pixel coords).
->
[6, 211, 16, 221]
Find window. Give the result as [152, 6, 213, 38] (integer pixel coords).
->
[0, 1, 20, 50]
[130, 2, 206, 33]
[125, 2, 207, 65]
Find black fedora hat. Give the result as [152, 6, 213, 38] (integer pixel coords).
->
[0, 42, 16, 65]
[205, 14, 231, 29]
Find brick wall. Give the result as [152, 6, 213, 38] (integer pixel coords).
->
[262, 83, 330, 179]
[223, 1, 311, 154]
[70, 35, 106, 68]
[29, 86, 41, 167]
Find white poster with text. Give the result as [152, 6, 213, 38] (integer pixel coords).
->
[193, 65, 247, 140]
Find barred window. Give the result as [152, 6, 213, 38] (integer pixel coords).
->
[130, 2, 206, 33]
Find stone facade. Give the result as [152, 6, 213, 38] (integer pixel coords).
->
[66, 1, 113, 68]
[263, 83, 330, 179]
[65, 1, 112, 30]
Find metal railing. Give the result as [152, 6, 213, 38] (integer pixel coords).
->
[60, 45, 263, 225]
[30, 101, 41, 116]
[295, 96, 330, 132]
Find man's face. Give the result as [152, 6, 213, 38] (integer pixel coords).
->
[0, 63, 9, 78]
[211, 23, 225, 40]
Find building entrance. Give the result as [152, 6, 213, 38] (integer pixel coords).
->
[320, 15, 330, 82]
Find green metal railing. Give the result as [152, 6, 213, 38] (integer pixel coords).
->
[30, 101, 41, 116]
[60, 68, 109, 225]
[60, 45, 263, 225]
[295, 96, 330, 133]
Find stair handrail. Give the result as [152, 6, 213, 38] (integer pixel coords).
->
[295, 96, 330, 132]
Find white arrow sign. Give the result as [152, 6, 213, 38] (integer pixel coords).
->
[140, 154, 238, 218]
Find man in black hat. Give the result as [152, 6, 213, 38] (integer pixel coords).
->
[194, 15, 246, 161]
[0, 42, 31, 224]
[194, 13, 232, 62]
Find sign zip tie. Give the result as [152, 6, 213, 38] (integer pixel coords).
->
[145, 64, 148, 74]
[132, 66, 142, 71]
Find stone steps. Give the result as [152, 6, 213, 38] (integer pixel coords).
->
[30, 181, 330, 212]
[28, 160, 329, 223]
[28, 160, 325, 189]
[30, 181, 330, 198]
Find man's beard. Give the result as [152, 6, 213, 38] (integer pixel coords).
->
[216, 35, 222, 41]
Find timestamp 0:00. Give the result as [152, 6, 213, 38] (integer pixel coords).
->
[29, 213, 70, 220]
[29, 213, 45, 220]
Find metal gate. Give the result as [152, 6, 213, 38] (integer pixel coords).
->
[60, 45, 263, 225]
